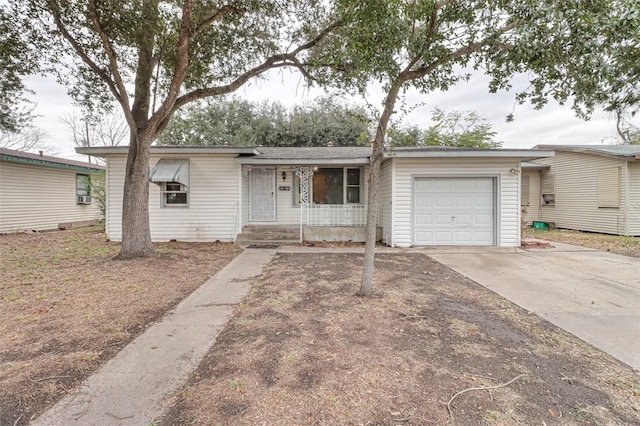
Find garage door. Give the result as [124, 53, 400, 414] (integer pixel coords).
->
[413, 177, 495, 245]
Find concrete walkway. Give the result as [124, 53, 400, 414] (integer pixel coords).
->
[32, 248, 277, 426]
[430, 243, 640, 371]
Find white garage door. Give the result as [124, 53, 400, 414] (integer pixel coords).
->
[413, 177, 495, 246]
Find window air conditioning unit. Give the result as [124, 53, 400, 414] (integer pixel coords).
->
[77, 195, 91, 204]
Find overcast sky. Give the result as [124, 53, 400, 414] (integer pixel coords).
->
[26, 67, 619, 161]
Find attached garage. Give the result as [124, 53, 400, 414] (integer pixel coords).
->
[377, 148, 554, 248]
[413, 177, 495, 245]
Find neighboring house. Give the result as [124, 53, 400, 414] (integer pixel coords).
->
[78, 145, 552, 247]
[522, 144, 640, 236]
[0, 148, 105, 234]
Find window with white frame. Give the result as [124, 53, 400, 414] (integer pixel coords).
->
[162, 182, 188, 206]
[149, 158, 190, 207]
[295, 167, 362, 205]
[76, 174, 91, 204]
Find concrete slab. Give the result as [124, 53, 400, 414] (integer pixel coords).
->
[32, 248, 276, 426]
[430, 246, 640, 371]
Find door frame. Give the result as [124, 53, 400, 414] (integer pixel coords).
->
[249, 167, 277, 222]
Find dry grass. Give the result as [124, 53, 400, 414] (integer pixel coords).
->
[525, 228, 640, 258]
[162, 253, 640, 425]
[0, 226, 242, 425]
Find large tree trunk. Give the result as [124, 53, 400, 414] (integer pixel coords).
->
[117, 133, 154, 259]
[357, 80, 402, 296]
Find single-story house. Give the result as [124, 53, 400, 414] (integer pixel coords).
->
[0, 148, 105, 233]
[522, 144, 640, 236]
[77, 145, 553, 247]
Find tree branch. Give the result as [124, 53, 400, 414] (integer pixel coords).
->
[446, 374, 527, 423]
[194, 4, 246, 36]
[401, 20, 521, 82]
[147, 0, 196, 137]
[167, 19, 342, 120]
[46, 1, 121, 105]
[86, 0, 136, 129]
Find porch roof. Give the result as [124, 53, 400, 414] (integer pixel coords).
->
[236, 146, 372, 165]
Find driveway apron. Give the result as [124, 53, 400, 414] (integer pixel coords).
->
[430, 243, 640, 371]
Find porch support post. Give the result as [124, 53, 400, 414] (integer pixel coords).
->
[293, 166, 314, 243]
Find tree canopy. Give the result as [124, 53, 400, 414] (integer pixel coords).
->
[310, 0, 640, 295]
[388, 108, 501, 148]
[0, 5, 37, 133]
[157, 96, 370, 147]
[6, 0, 338, 258]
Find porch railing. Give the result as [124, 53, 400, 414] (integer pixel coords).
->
[306, 204, 368, 227]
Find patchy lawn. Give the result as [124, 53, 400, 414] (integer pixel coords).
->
[525, 228, 640, 258]
[161, 252, 640, 425]
[0, 226, 242, 426]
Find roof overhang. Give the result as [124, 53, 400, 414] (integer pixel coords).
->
[534, 145, 639, 162]
[1, 151, 104, 173]
[235, 157, 370, 165]
[521, 161, 551, 170]
[387, 149, 555, 162]
[76, 146, 257, 157]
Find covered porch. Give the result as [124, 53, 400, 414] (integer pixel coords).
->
[236, 147, 378, 243]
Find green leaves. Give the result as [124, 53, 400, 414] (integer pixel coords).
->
[388, 108, 501, 149]
[0, 5, 38, 132]
[157, 96, 370, 147]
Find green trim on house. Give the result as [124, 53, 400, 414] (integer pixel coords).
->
[0, 154, 104, 173]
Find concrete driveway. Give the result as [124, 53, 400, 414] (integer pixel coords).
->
[429, 243, 640, 371]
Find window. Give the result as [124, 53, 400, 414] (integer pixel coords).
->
[76, 174, 91, 204]
[598, 167, 621, 208]
[294, 167, 363, 205]
[149, 158, 190, 207]
[313, 168, 344, 204]
[162, 182, 188, 206]
[540, 172, 555, 206]
[346, 168, 361, 203]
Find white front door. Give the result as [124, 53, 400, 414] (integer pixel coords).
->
[250, 168, 276, 222]
[413, 177, 495, 245]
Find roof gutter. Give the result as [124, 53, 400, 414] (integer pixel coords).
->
[387, 149, 555, 162]
[235, 157, 371, 165]
[0, 153, 104, 173]
[76, 146, 258, 157]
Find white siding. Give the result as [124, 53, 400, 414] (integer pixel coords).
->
[106, 154, 240, 241]
[378, 160, 393, 245]
[275, 166, 300, 224]
[0, 161, 101, 233]
[627, 162, 640, 236]
[535, 152, 630, 235]
[391, 157, 521, 247]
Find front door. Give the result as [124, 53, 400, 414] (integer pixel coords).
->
[250, 168, 276, 222]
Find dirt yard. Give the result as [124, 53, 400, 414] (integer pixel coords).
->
[0, 227, 242, 426]
[161, 252, 640, 425]
[525, 228, 640, 258]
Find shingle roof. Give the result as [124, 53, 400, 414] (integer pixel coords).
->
[535, 144, 640, 161]
[253, 146, 372, 160]
[0, 147, 105, 171]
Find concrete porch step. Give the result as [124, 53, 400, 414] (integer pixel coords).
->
[241, 225, 299, 234]
[236, 225, 301, 245]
